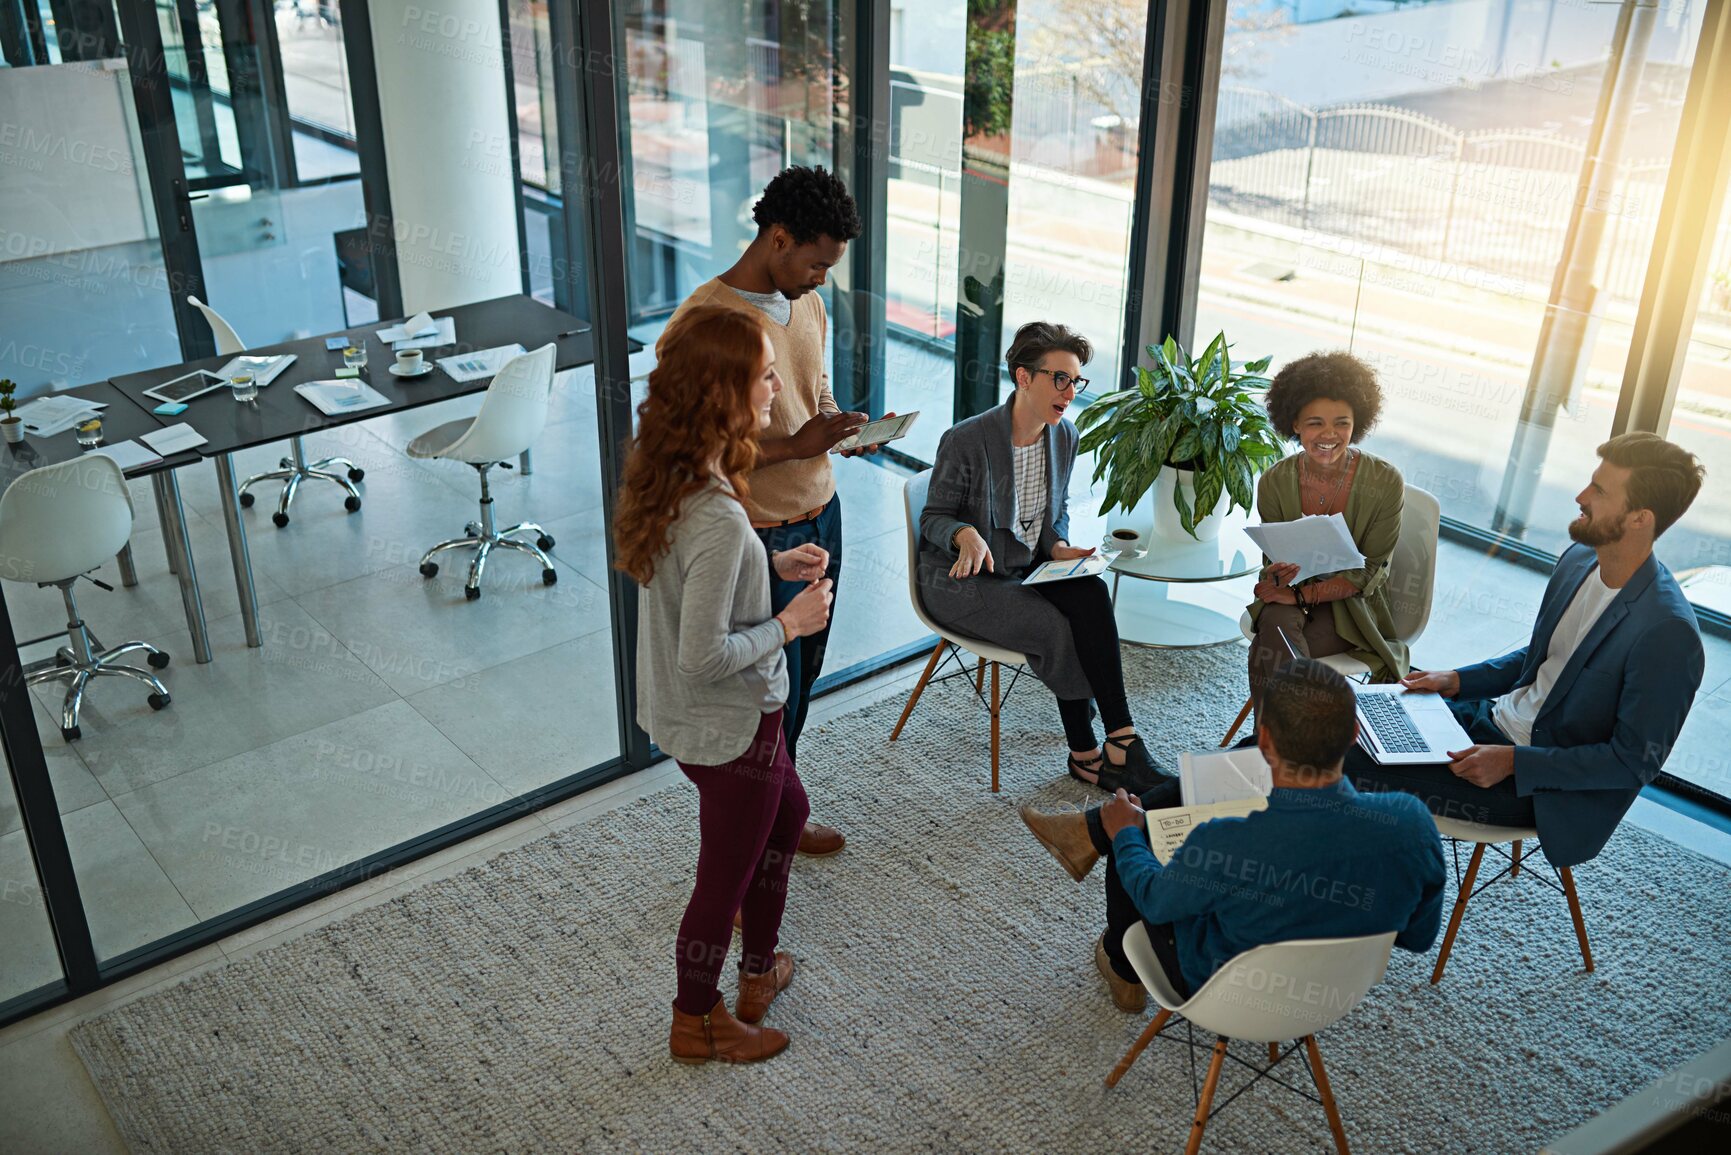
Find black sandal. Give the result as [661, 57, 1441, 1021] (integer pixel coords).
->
[1067, 752, 1105, 786]
[1103, 733, 1168, 794]
[1069, 751, 1146, 795]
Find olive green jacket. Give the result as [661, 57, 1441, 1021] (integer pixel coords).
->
[1248, 450, 1408, 682]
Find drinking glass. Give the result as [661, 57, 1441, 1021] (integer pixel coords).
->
[229, 373, 258, 403]
[343, 344, 368, 373]
[75, 417, 104, 448]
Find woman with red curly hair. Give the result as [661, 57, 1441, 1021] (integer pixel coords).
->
[617, 304, 833, 1066]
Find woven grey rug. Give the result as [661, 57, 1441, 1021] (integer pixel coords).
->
[73, 645, 1731, 1153]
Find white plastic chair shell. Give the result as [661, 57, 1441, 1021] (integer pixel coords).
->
[0, 455, 134, 583]
[187, 296, 246, 355]
[408, 344, 557, 464]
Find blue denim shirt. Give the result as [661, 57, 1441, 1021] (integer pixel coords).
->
[1112, 778, 1446, 993]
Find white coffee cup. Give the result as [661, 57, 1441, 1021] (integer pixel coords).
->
[396, 349, 424, 373]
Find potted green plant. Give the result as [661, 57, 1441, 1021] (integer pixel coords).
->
[1078, 333, 1284, 541]
[0, 379, 21, 444]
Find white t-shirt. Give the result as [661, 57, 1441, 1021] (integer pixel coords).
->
[1491, 567, 1621, 746]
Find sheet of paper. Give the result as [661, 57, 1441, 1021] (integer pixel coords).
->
[384, 315, 455, 351]
[1020, 554, 1110, 586]
[1145, 798, 1268, 865]
[293, 381, 391, 417]
[215, 353, 296, 387]
[15, 394, 106, 438]
[140, 423, 208, 455]
[88, 440, 163, 472]
[1243, 513, 1366, 584]
[376, 311, 439, 342]
[1178, 747, 1273, 807]
[436, 343, 527, 383]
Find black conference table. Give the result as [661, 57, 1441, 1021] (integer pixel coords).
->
[106, 295, 633, 652]
[1, 381, 215, 663]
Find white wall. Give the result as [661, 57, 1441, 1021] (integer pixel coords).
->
[367, 0, 522, 313]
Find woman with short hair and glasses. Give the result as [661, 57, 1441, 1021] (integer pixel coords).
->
[918, 321, 1172, 793]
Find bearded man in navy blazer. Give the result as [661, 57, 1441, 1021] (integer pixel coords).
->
[1345, 433, 1706, 869]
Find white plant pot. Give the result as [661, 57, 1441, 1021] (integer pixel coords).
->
[1152, 465, 1227, 543]
[1, 420, 21, 444]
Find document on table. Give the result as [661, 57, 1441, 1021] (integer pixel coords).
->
[376, 311, 440, 343]
[1020, 553, 1111, 586]
[294, 380, 391, 416]
[140, 423, 208, 455]
[437, 343, 526, 383]
[89, 440, 163, 471]
[1144, 798, 1268, 865]
[1178, 747, 1273, 807]
[15, 394, 106, 438]
[1243, 513, 1365, 584]
[382, 314, 456, 351]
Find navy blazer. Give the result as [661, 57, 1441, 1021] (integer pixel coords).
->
[919, 399, 1077, 571]
[1455, 543, 1703, 868]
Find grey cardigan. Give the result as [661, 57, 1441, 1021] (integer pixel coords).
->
[916, 400, 1096, 700]
[635, 483, 789, 765]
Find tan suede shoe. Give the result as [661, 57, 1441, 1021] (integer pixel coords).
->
[669, 997, 789, 1065]
[1096, 936, 1147, 1013]
[1019, 804, 1100, 883]
[735, 950, 795, 1025]
[797, 820, 845, 857]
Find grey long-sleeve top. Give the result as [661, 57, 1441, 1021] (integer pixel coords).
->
[635, 482, 789, 765]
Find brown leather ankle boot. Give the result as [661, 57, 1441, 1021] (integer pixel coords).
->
[669, 997, 789, 1065]
[735, 951, 794, 1025]
[1019, 804, 1100, 883]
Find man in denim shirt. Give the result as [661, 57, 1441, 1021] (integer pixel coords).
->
[1023, 659, 1446, 1010]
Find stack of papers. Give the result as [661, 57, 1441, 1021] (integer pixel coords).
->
[215, 353, 296, 387]
[294, 380, 391, 417]
[437, 343, 526, 383]
[140, 423, 208, 455]
[1243, 513, 1366, 584]
[1136, 747, 1275, 865]
[378, 312, 456, 351]
[15, 394, 106, 438]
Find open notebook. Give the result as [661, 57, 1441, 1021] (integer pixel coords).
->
[1143, 748, 1273, 864]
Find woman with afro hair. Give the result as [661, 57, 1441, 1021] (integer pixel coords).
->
[1247, 351, 1409, 724]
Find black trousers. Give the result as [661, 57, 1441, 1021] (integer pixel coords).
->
[1085, 781, 1191, 999]
[1343, 698, 1537, 828]
[1034, 576, 1133, 752]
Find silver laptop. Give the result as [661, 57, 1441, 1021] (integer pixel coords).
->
[1273, 628, 1471, 765]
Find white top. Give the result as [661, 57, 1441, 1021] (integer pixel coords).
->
[1012, 439, 1047, 550]
[1491, 567, 1621, 746]
[730, 285, 792, 325]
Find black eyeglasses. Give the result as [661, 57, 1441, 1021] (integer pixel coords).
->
[1029, 367, 1089, 393]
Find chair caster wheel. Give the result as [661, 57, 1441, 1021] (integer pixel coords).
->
[280, 457, 294, 469]
[239, 491, 255, 508]
[344, 495, 362, 513]
[271, 512, 290, 528]
[147, 692, 171, 711]
[420, 562, 439, 578]
[536, 535, 555, 551]
[147, 651, 171, 669]
[465, 586, 481, 601]
[62, 725, 81, 742]
[464, 522, 480, 537]
[348, 467, 365, 482]
[55, 653, 72, 667]
[542, 568, 557, 585]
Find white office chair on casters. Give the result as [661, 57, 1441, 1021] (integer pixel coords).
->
[408, 343, 558, 600]
[187, 296, 364, 526]
[1107, 927, 1396, 1155]
[887, 471, 1031, 793]
[1220, 483, 1442, 746]
[0, 456, 171, 741]
[1428, 816, 1593, 985]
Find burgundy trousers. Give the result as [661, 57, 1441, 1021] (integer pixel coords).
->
[672, 708, 810, 1016]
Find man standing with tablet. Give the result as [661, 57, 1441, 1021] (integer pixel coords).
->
[658, 165, 877, 857]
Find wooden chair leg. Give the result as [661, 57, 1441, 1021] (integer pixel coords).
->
[1105, 1007, 1172, 1087]
[1305, 1035, 1351, 1155]
[889, 640, 946, 741]
[1510, 839, 1523, 878]
[1220, 696, 1253, 748]
[1430, 842, 1487, 984]
[1185, 1038, 1230, 1155]
[974, 656, 985, 693]
[989, 661, 1001, 793]
[1268, 1041, 1280, 1065]
[1559, 866, 1595, 973]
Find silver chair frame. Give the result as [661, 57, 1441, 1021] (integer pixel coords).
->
[419, 462, 554, 597]
[27, 578, 170, 738]
[239, 436, 362, 525]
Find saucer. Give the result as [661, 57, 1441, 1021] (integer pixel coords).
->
[389, 362, 433, 378]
